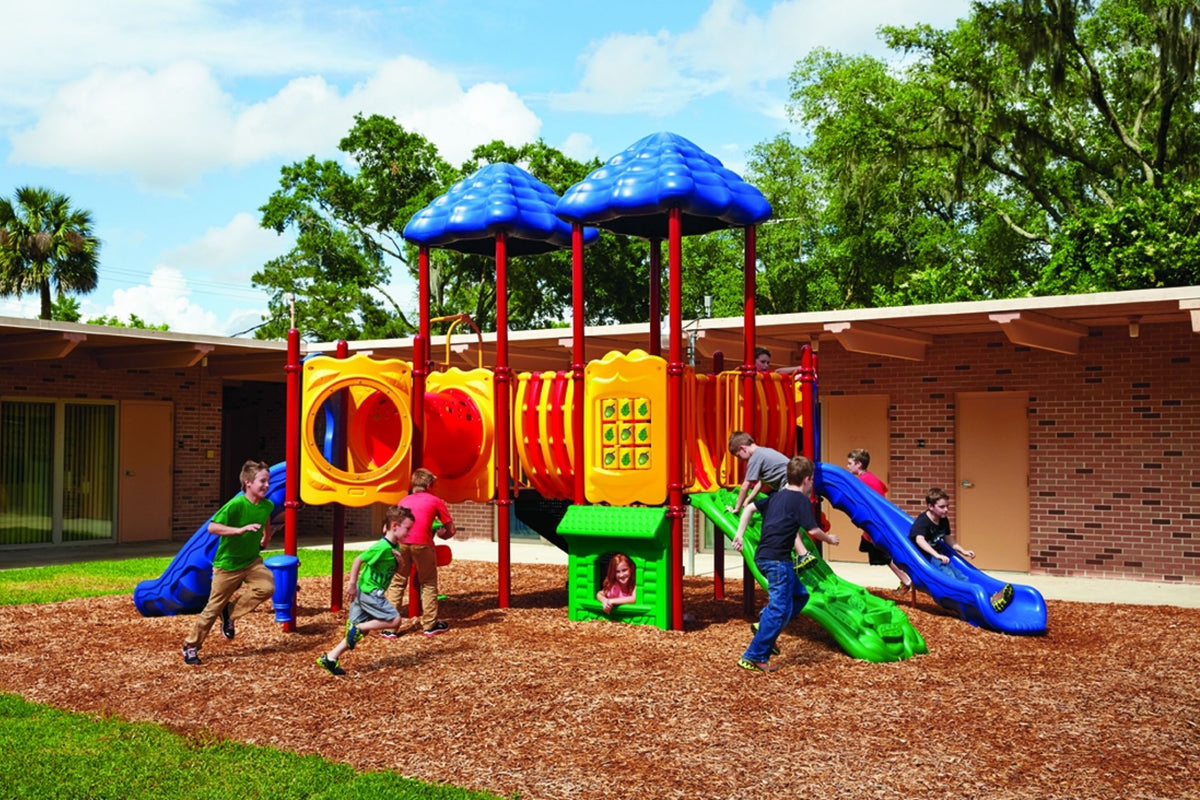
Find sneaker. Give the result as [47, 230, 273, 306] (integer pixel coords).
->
[749, 622, 780, 656]
[345, 621, 365, 650]
[737, 657, 779, 673]
[220, 602, 235, 640]
[991, 583, 1015, 613]
[893, 582, 913, 598]
[181, 644, 202, 665]
[423, 620, 449, 636]
[794, 552, 817, 571]
[316, 654, 345, 676]
[379, 627, 404, 641]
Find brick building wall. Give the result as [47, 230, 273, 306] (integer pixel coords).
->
[5, 317, 1194, 586]
[818, 321, 1198, 584]
[0, 356, 370, 544]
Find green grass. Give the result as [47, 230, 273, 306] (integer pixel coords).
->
[0, 548, 353, 606]
[0, 551, 509, 799]
[0, 694, 505, 800]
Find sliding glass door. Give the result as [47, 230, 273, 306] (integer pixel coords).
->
[0, 399, 117, 547]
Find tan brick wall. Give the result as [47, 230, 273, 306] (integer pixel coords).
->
[818, 321, 1199, 584]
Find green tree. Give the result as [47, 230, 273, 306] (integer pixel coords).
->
[0, 186, 101, 320]
[456, 140, 651, 329]
[257, 117, 653, 341]
[256, 114, 454, 341]
[50, 294, 82, 322]
[772, 0, 1200, 306]
[85, 313, 169, 330]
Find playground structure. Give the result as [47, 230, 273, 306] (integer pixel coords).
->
[135, 132, 1046, 657]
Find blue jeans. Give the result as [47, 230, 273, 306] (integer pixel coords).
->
[744, 559, 810, 663]
[926, 554, 967, 581]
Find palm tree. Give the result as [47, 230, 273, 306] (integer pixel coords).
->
[0, 186, 101, 320]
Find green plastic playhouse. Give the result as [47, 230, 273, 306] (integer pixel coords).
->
[557, 505, 672, 629]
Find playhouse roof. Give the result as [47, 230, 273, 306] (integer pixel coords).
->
[402, 162, 597, 257]
[555, 131, 773, 238]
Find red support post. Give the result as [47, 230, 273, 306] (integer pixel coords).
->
[414, 246, 431, 468]
[741, 225, 758, 618]
[283, 327, 301, 631]
[667, 209, 684, 631]
[712, 350, 726, 602]
[799, 345, 816, 462]
[572, 223, 586, 505]
[495, 232, 512, 608]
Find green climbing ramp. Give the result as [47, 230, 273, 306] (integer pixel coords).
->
[690, 488, 927, 662]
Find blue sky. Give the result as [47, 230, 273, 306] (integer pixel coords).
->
[0, 0, 970, 336]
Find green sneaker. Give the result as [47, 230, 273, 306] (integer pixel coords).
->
[990, 583, 1015, 612]
[794, 552, 817, 572]
[345, 621, 365, 650]
[737, 657, 779, 673]
[316, 654, 345, 676]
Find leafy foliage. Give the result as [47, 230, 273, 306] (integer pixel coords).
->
[85, 313, 170, 330]
[0, 186, 100, 320]
[756, 0, 1200, 308]
[255, 118, 652, 341]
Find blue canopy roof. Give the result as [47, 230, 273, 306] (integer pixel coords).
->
[555, 131, 772, 238]
[402, 163, 597, 257]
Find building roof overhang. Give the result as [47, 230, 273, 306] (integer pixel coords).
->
[1, 286, 1197, 381]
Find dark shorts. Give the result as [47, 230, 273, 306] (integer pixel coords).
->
[859, 536, 893, 566]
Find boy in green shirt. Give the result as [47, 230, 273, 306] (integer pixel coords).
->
[182, 460, 278, 666]
[317, 504, 415, 676]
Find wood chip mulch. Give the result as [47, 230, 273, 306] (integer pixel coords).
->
[2, 561, 1198, 799]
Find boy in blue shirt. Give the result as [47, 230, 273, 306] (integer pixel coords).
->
[732, 456, 840, 672]
[182, 460, 278, 666]
[317, 504, 415, 676]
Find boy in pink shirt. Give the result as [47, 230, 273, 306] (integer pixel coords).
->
[383, 468, 457, 636]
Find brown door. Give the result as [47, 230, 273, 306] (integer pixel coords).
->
[955, 392, 1029, 571]
[118, 401, 174, 542]
[820, 394, 890, 564]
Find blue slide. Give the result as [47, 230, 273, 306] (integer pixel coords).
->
[133, 462, 288, 617]
[816, 463, 1047, 635]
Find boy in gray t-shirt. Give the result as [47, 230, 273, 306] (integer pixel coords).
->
[726, 431, 789, 514]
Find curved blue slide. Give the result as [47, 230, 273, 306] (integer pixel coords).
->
[816, 462, 1047, 635]
[133, 462, 288, 617]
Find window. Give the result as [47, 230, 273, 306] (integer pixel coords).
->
[0, 399, 117, 547]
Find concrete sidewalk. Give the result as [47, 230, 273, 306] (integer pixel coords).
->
[325, 536, 1200, 609]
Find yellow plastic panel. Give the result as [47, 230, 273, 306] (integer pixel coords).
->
[584, 350, 667, 506]
[425, 368, 495, 503]
[301, 353, 412, 507]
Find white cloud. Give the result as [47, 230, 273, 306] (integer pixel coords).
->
[0, 295, 41, 319]
[105, 266, 222, 334]
[9, 62, 237, 192]
[0, 0, 376, 113]
[345, 56, 542, 165]
[9, 55, 542, 190]
[162, 212, 290, 275]
[551, 0, 971, 115]
[559, 132, 599, 163]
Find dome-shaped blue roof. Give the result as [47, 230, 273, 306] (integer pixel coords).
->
[403, 163, 597, 257]
[555, 132, 772, 238]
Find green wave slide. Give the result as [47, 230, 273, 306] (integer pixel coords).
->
[690, 489, 927, 663]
